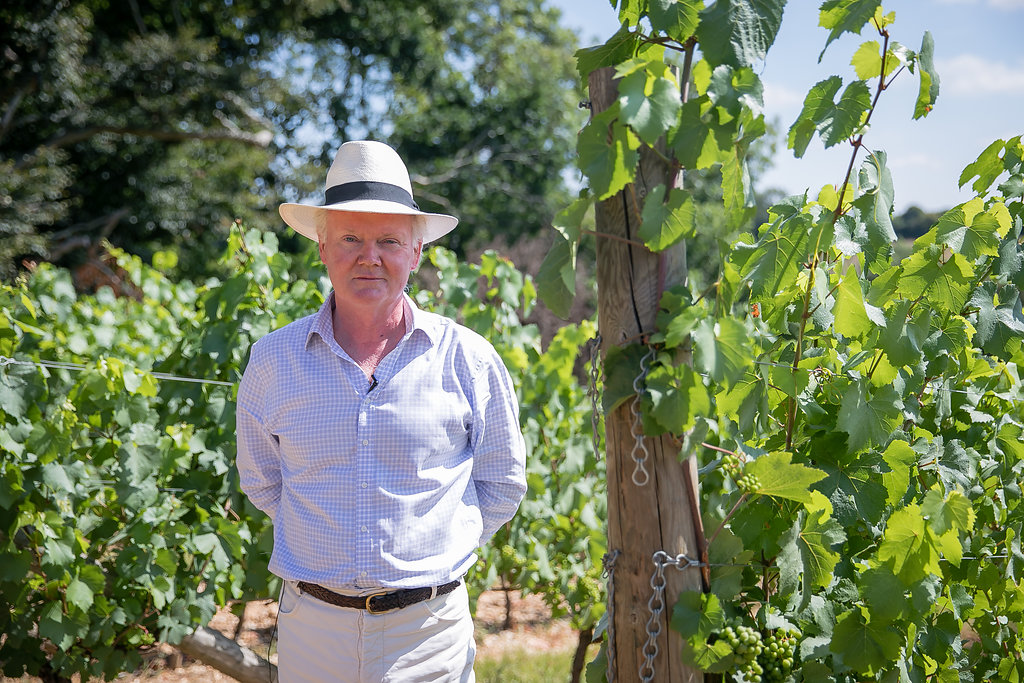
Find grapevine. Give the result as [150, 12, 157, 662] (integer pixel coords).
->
[720, 451, 762, 496]
[551, 1, 1024, 681]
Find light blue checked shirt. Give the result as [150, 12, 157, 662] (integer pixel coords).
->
[236, 293, 526, 591]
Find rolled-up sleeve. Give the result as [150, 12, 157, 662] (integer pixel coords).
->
[469, 349, 527, 545]
[236, 342, 282, 519]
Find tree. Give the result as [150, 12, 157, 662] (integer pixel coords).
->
[1, 0, 580, 278]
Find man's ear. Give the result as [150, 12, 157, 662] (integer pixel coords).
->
[318, 239, 326, 262]
[412, 239, 423, 271]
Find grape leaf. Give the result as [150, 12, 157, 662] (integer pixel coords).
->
[830, 606, 901, 676]
[897, 244, 973, 315]
[788, 76, 841, 157]
[815, 464, 888, 527]
[671, 96, 735, 171]
[836, 381, 902, 452]
[643, 362, 710, 435]
[733, 212, 815, 298]
[970, 283, 1024, 360]
[618, 60, 682, 145]
[853, 150, 897, 267]
[877, 503, 942, 583]
[959, 138, 1006, 194]
[859, 567, 906, 624]
[577, 107, 640, 200]
[934, 198, 1001, 259]
[745, 451, 828, 503]
[913, 31, 940, 119]
[777, 492, 844, 604]
[818, 0, 882, 60]
[638, 184, 696, 251]
[536, 195, 590, 319]
[851, 40, 883, 80]
[692, 316, 753, 388]
[648, 0, 701, 42]
[833, 267, 883, 339]
[575, 25, 641, 82]
[878, 300, 929, 368]
[696, 0, 786, 69]
[66, 577, 95, 612]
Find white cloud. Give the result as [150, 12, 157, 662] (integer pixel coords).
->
[935, 54, 1024, 96]
[762, 81, 806, 116]
[887, 152, 937, 169]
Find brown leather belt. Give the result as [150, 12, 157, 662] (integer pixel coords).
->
[296, 580, 461, 614]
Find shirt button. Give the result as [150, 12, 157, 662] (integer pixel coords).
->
[361, 482, 368, 489]
[360, 571, 367, 577]
[360, 525, 368, 532]
[361, 439, 369, 445]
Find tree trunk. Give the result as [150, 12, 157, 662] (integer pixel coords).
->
[589, 66, 705, 683]
[570, 626, 594, 683]
[178, 625, 277, 683]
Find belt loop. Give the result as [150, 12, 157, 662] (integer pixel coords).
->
[429, 585, 438, 600]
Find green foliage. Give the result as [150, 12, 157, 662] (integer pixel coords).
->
[0, 226, 603, 678]
[544, 0, 1024, 680]
[1, 0, 579, 276]
[0, 230, 318, 679]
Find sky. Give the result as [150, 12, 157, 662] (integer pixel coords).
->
[547, 0, 1024, 214]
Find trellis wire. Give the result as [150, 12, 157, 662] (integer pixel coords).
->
[0, 355, 235, 387]
[602, 549, 621, 683]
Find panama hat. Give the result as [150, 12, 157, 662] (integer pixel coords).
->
[279, 140, 458, 243]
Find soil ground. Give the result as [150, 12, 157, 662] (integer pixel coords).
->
[2, 590, 577, 682]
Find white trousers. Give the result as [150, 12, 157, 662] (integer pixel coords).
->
[276, 581, 477, 683]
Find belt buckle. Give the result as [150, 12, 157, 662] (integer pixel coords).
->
[365, 590, 394, 615]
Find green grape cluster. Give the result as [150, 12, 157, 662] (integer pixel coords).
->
[757, 629, 800, 682]
[721, 623, 801, 683]
[577, 574, 601, 602]
[721, 624, 764, 681]
[721, 453, 762, 494]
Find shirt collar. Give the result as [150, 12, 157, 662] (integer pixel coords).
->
[305, 291, 443, 350]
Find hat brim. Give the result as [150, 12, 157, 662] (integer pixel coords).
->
[279, 200, 458, 244]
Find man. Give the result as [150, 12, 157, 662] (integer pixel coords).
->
[236, 140, 527, 682]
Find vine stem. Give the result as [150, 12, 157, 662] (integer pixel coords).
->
[707, 492, 749, 548]
[700, 442, 737, 457]
[581, 228, 647, 249]
[833, 22, 891, 223]
[787, 22, 893, 450]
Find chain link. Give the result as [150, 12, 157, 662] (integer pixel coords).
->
[640, 551, 705, 683]
[602, 549, 620, 683]
[629, 346, 657, 486]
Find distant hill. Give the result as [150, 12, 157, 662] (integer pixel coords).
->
[893, 205, 944, 240]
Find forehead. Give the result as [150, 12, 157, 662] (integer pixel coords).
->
[324, 211, 415, 238]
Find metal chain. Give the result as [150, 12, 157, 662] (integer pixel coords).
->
[602, 549, 621, 683]
[640, 551, 705, 683]
[587, 334, 603, 461]
[629, 346, 657, 486]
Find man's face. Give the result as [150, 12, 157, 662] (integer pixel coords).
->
[318, 212, 422, 312]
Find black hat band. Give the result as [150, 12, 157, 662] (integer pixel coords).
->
[324, 181, 420, 210]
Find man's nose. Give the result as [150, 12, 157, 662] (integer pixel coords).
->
[357, 241, 381, 264]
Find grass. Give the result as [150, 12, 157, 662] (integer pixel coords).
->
[475, 648, 576, 683]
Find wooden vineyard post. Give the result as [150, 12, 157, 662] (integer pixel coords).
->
[590, 66, 706, 683]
